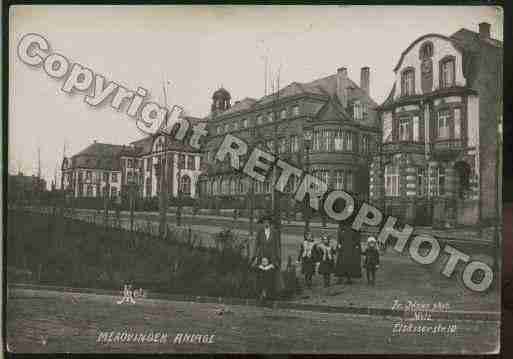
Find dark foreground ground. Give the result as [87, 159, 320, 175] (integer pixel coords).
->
[6, 288, 499, 354]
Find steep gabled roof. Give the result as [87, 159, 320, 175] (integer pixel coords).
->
[208, 70, 378, 120]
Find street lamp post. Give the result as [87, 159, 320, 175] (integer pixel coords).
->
[303, 131, 312, 232]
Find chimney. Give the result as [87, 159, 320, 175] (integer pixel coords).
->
[479, 22, 490, 40]
[336, 67, 348, 108]
[360, 67, 370, 96]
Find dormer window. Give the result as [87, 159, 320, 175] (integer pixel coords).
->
[401, 68, 415, 96]
[353, 101, 367, 120]
[280, 109, 287, 119]
[440, 57, 455, 88]
[420, 41, 433, 59]
[292, 105, 300, 116]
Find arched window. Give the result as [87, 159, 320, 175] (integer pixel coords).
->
[180, 175, 191, 196]
[419, 41, 433, 59]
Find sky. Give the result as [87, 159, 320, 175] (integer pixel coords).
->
[9, 5, 502, 188]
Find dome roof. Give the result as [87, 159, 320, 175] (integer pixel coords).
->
[212, 87, 231, 100]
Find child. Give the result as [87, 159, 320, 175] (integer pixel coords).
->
[298, 231, 317, 288]
[116, 283, 136, 304]
[257, 257, 275, 300]
[363, 237, 380, 285]
[317, 233, 336, 288]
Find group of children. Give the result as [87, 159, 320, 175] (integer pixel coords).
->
[298, 231, 380, 288]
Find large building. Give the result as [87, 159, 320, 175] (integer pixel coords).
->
[61, 119, 203, 202]
[370, 22, 502, 227]
[199, 66, 381, 213]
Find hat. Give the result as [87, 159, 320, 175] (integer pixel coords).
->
[257, 213, 273, 224]
[367, 236, 377, 244]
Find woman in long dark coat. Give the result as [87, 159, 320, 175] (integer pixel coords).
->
[336, 224, 362, 284]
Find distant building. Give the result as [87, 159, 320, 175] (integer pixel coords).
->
[370, 22, 502, 226]
[200, 66, 381, 211]
[61, 119, 203, 202]
[8, 172, 47, 203]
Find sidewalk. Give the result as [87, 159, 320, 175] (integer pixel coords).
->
[68, 206, 492, 242]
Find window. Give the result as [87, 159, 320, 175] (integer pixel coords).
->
[86, 184, 93, 197]
[180, 175, 191, 196]
[230, 179, 237, 194]
[222, 178, 230, 194]
[312, 131, 321, 152]
[346, 172, 353, 192]
[313, 170, 329, 186]
[399, 117, 411, 141]
[178, 154, 186, 169]
[257, 115, 263, 125]
[412, 116, 420, 142]
[437, 110, 450, 138]
[417, 168, 426, 197]
[401, 68, 415, 96]
[454, 108, 461, 139]
[85, 171, 92, 181]
[111, 187, 117, 198]
[361, 135, 370, 154]
[238, 179, 244, 193]
[292, 105, 300, 116]
[334, 131, 344, 151]
[437, 167, 446, 196]
[383, 113, 393, 143]
[279, 137, 288, 154]
[128, 159, 133, 168]
[266, 139, 274, 152]
[290, 135, 299, 153]
[280, 109, 287, 119]
[345, 132, 353, 151]
[267, 112, 273, 122]
[224, 124, 230, 133]
[440, 58, 455, 88]
[242, 119, 248, 128]
[385, 165, 399, 196]
[103, 172, 109, 182]
[111, 173, 118, 182]
[420, 42, 433, 59]
[146, 158, 151, 172]
[145, 178, 151, 196]
[187, 155, 195, 170]
[353, 101, 364, 120]
[233, 122, 239, 131]
[334, 171, 345, 190]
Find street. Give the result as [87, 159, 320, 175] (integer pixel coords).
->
[6, 288, 499, 354]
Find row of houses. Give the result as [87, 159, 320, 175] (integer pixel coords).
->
[61, 22, 501, 226]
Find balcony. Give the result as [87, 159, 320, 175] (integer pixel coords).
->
[382, 142, 425, 154]
[431, 139, 464, 158]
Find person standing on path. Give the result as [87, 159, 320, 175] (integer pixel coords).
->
[297, 230, 318, 289]
[336, 223, 362, 284]
[253, 214, 280, 299]
[317, 232, 336, 288]
[362, 237, 380, 285]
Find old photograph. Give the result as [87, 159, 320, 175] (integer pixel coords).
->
[5, 5, 503, 354]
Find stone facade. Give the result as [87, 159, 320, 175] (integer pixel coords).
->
[62, 129, 203, 202]
[371, 23, 502, 227]
[200, 67, 380, 212]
